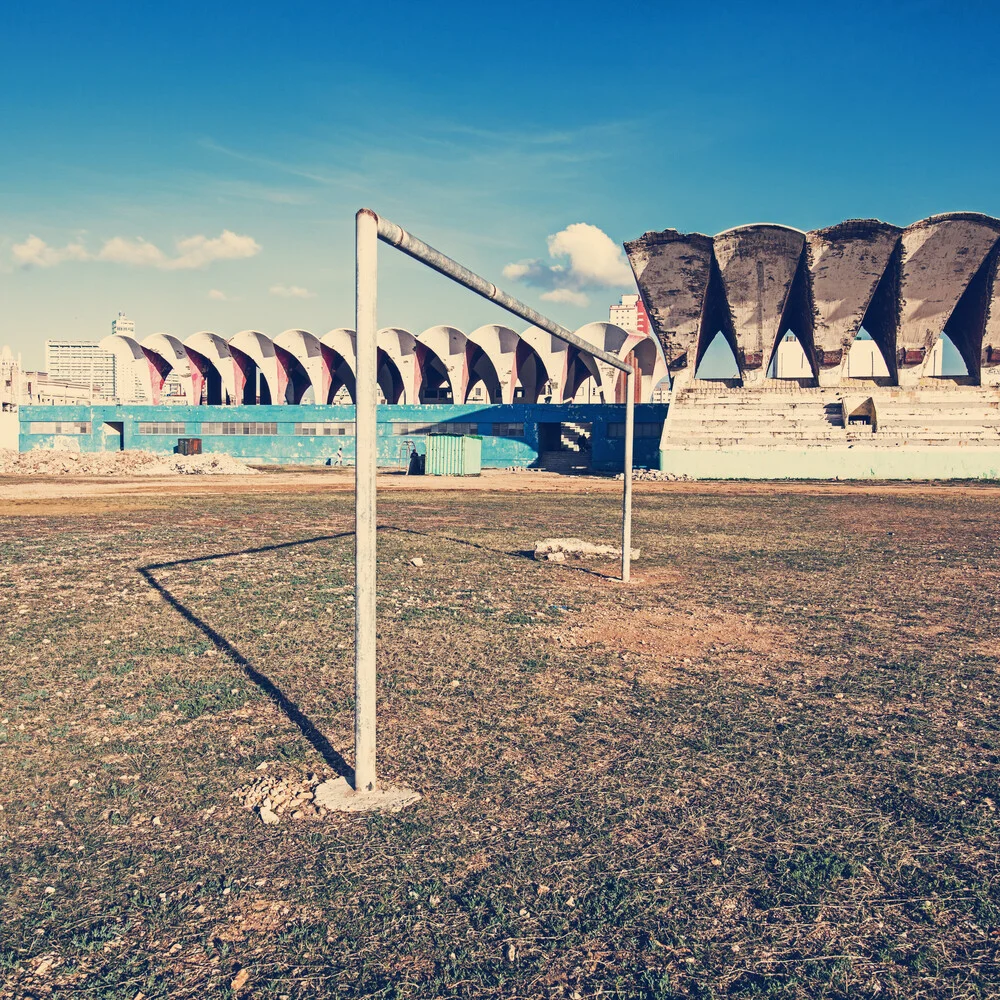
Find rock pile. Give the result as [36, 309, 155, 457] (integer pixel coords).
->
[232, 771, 325, 824]
[233, 768, 421, 822]
[0, 448, 259, 476]
[533, 537, 640, 562]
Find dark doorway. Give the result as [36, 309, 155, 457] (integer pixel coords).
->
[102, 421, 124, 451]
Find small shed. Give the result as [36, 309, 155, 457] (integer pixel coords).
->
[425, 434, 482, 476]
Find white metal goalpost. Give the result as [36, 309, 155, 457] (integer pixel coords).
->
[353, 208, 635, 795]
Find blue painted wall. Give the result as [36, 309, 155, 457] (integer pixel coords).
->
[18, 403, 667, 471]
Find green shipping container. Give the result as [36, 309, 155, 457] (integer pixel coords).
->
[425, 434, 482, 476]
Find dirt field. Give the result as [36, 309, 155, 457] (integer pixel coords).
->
[1, 476, 999, 998]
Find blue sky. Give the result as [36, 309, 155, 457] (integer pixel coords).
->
[2, 0, 998, 368]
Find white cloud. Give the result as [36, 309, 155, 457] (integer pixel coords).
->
[162, 230, 261, 270]
[11, 229, 260, 270]
[502, 223, 633, 307]
[547, 223, 633, 287]
[208, 288, 228, 300]
[12, 235, 89, 268]
[97, 237, 166, 267]
[540, 287, 590, 307]
[269, 284, 316, 299]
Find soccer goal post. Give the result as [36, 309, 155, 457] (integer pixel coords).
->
[353, 208, 635, 794]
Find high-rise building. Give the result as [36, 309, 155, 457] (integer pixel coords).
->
[44, 340, 118, 400]
[609, 293, 651, 336]
[111, 312, 135, 338]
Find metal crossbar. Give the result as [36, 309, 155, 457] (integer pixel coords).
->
[353, 208, 635, 795]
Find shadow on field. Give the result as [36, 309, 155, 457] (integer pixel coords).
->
[139, 533, 355, 780]
[384, 525, 619, 580]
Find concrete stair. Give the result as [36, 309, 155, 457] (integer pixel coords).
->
[663, 384, 1000, 449]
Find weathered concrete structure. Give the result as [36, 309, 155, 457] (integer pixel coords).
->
[626, 213, 1000, 386]
[627, 214, 1000, 479]
[96, 322, 667, 408]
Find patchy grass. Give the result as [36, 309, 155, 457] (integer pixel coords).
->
[1, 484, 999, 998]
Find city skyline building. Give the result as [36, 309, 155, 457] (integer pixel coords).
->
[44, 339, 118, 400]
[609, 293, 651, 337]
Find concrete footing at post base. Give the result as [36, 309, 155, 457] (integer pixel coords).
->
[659, 446, 1000, 480]
[313, 776, 421, 813]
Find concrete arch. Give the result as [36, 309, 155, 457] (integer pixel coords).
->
[806, 220, 902, 382]
[983, 253, 1000, 386]
[712, 224, 807, 383]
[518, 327, 571, 402]
[98, 334, 157, 403]
[141, 333, 196, 404]
[572, 322, 667, 403]
[466, 324, 520, 403]
[624, 229, 714, 372]
[416, 325, 471, 403]
[376, 328, 425, 404]
[512, 337, 550, 403]
[898, 213, 1000, 383]
[274, 329, 330, 405]
[185, 332, 238, 403]
[229, 330, 284, 404]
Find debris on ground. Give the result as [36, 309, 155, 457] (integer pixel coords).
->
[615, 470, 693, 481]
[0, 448, 260, 476]
[232, 772, 325, 824]
[533, 537, 640, 561]
[410, 557, 424, 567]
[233, 771, 420, 821]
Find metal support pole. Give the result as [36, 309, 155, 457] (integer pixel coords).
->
[621, 369, 635, 583]
[371, 213, 630, 375]
[354, 209, 378, 793]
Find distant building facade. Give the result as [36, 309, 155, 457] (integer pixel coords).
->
[609, 293, 651, 337]
[44, 340, 118, 400]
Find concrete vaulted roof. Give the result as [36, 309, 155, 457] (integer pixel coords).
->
[711, 224, 806, 368]
[898, 213, 1000, 360]
[807, 220, 903, 356]
[103, 323, 667, 405]
[627, 213, 1000, 384]
[625, 229, 714, 371]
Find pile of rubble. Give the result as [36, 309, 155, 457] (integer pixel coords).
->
[234, 767, 421, 823]
[616, 469, 693, 482]
[0, 448, 259, 476]
[534, 537, 640, 562]
[233, 770, 325, 824]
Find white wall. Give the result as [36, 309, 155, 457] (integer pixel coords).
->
[0, 412, 19, 450]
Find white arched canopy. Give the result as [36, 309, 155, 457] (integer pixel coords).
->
[94, 323, 666, 405]
[98, 334, 157, 403]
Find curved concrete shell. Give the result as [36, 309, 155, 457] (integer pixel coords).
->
[712, 225, 807, 382]
[574, 322, 667, 403]
[274, 329, 329, 405]
[417, 326, 474, 403]
[466, 325, 521, 404]
[184, 332, 238, 403]
[375, 328, 421, 404]
[229, 330, 281, 404]
[141, 333, 196, 403]
[983, 253, 1000, 386]
[806, 220, 902, 380]
[98, 334, 158, 402]
[96, 324, 666, 405]
[898, 213, 1000, 382]
[518, 327, 571, 401]
[624, 229, 714, 372]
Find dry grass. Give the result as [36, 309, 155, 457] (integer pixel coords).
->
[1, 483, 999, 998]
